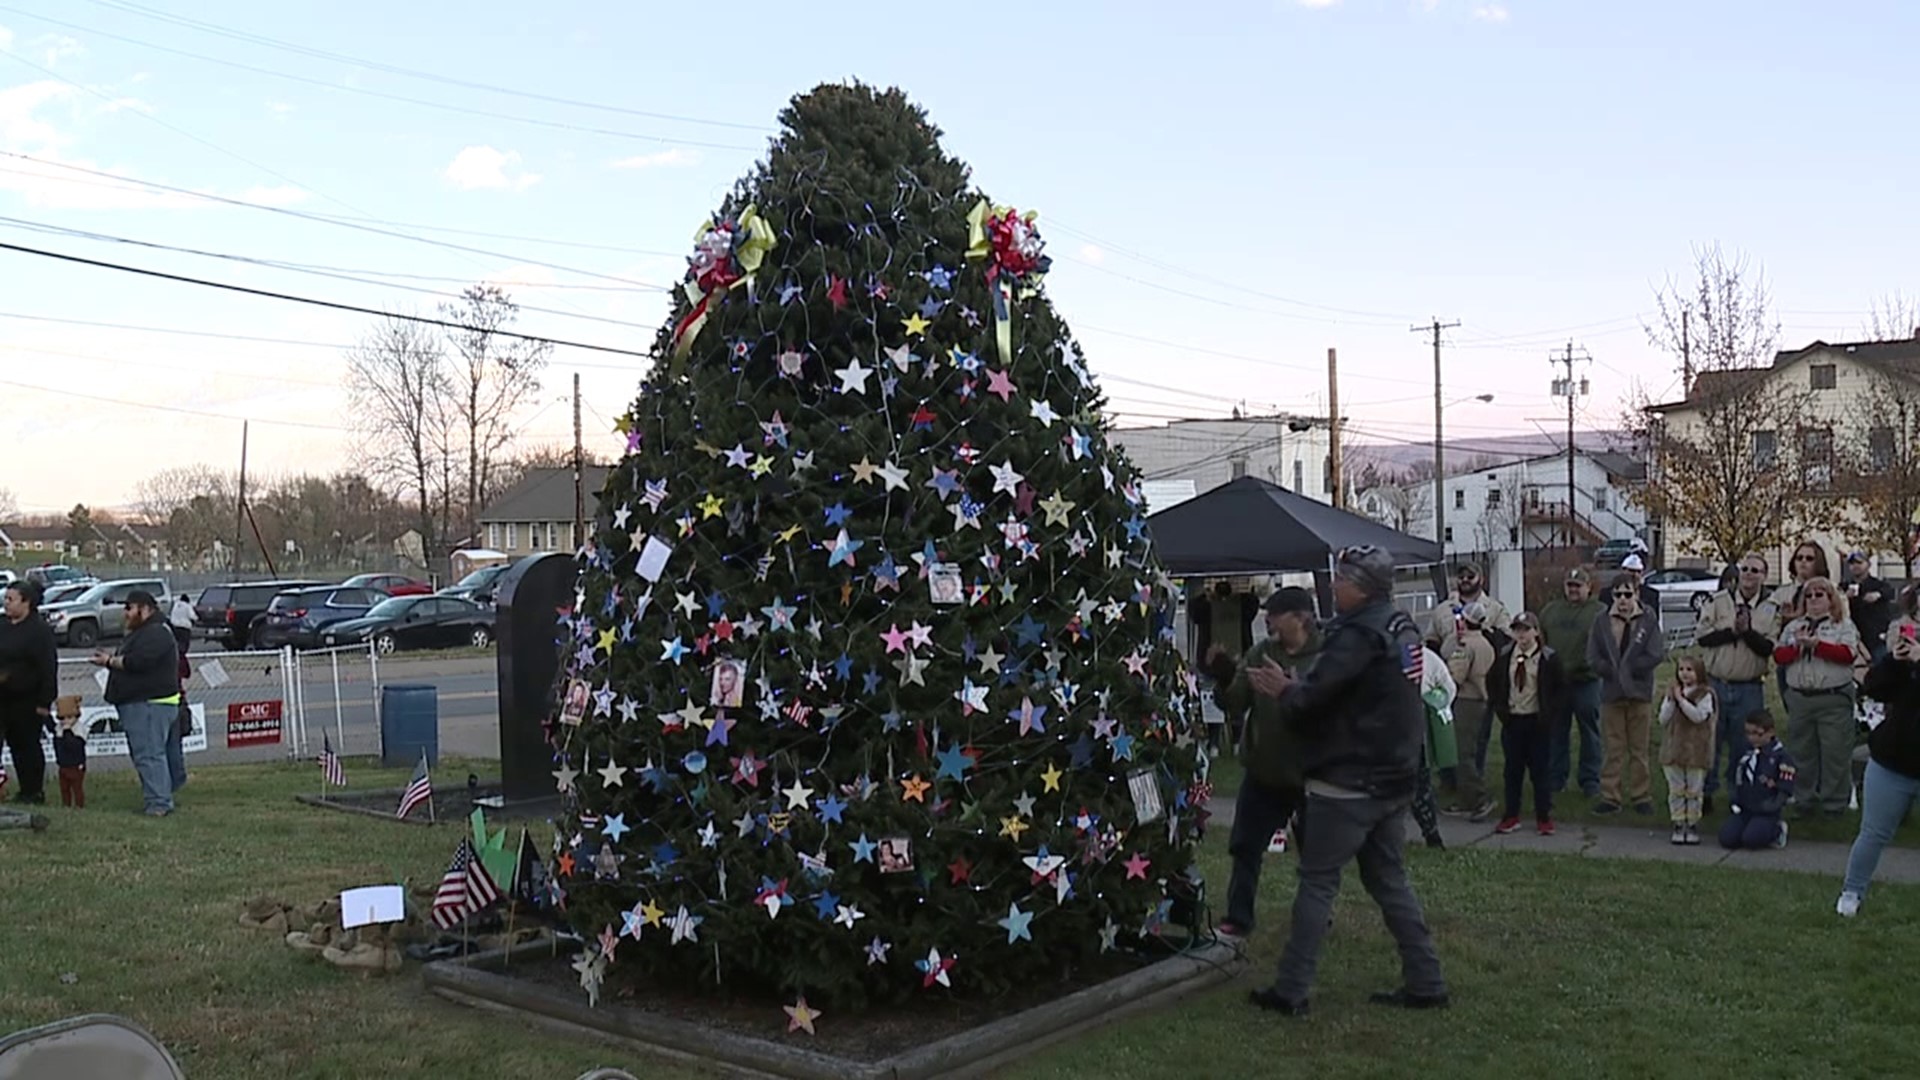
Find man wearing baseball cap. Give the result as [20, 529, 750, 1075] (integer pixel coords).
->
[89, 589, 184, 816]
[1619, 553, 1663, 626]
[1206, 586, 1322, 939]
[1428, 563, 1510, 656]
[1538, 568, 1606, 797]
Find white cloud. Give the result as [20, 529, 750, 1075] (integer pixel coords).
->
[608, 148, 701, 171]
[442, 144, 541, 191]
[266, 101, 294, 121]
[1472, 3, 1509, 21]
[0, 25, 13, 53]
[1078, 243, 1107, 266]
[30, 33, 84, 69]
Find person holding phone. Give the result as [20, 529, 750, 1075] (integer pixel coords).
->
[1839, 587, 1920, 917]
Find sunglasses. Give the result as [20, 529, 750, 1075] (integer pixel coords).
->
[1612, 591, 1636, 600]
[1740, 566, 1765, 574]
[1804, 590, 1830, 599]
[1795, 554, 1817, 562]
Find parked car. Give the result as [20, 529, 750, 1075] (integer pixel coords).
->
[322, 595, 495, 654]
[39, 582, 90, 608]
[25, 564, 93, 589]
[341, 572, 433, 597]
[194, 579, 327, 650]
[0, 569, 14, 587]
[1645, 567, 1722, 614]
[1593, 539, 1638, 570]
[42, 577, 170, 648]
[255, 586, 383, 649]
[439, 564, 510, 607]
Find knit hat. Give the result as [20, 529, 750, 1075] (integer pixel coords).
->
[1334, 545, 1397, 598]
[124, 589, 159, 610]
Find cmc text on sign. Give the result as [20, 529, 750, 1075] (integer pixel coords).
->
[226, 700, 284, 748]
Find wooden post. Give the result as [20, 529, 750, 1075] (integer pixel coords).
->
[1327, 347, 1344, 509]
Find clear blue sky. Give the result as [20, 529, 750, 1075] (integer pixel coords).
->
[2, 0, 1915, 513]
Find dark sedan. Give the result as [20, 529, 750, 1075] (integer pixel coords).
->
[439, 564, 509, 606]
[321, 595, 495, 655]
[256, 586, 383, 649]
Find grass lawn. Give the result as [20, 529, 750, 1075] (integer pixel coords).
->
[6, 758, 1919, 1079]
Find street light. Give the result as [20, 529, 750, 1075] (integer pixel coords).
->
[1434, 393, 1495, 551]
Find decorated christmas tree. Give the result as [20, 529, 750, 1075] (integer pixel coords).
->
[552, 83, 1207, 1017]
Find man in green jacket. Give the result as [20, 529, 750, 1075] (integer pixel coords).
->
[1206, 587, 1321, 938]
[1538, 568, 1605, 797]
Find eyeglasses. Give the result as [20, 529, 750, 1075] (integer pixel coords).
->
[1740, 566, 1765, 574]
[1794, 554, 1817, 562]
[1612, 591, 1636, 600]
[1804, 590, 1830, 599]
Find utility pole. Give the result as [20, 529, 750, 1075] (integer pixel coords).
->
[1550, 341, 1591, 550]
[233, 420, 249, 576]
[572, 371, 585, 550]
[1326, 347, 1344, 509]
[1412, 318, 1460, 549]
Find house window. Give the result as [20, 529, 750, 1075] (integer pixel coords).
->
[1230, 457, 1248, 480]
[1443, 527, 1453, 543]
[1526, 487, 1541, 508]
[546, 523, 558, 550]
[487, 523, 499, 550]
[1453, 489, 1465, 510]
[1593, 486, 1610, 512]
[1752, 430, 1778, 470]
[1801, 427, 1834, 488]
[1810, 364, 1836, 390]
[1292, 460, 1304, 491]
[1508, 526, 1520, 545]
[1487, 488, 1503, 509]
[506, 523, 518, 550]
[1870, 427, 1895, 473]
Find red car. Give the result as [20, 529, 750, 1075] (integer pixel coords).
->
[341, 573, 433, 597]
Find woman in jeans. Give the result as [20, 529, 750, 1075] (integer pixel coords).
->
[1840, 588, 1920, 916]
[1773, 578, 1864, 818]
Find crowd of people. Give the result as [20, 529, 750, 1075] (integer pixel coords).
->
[1203, 540, 1920, 1012]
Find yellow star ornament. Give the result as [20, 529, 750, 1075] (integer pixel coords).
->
[902, 313, 930, 338]
[698, 493, 725, 519]
[1039, 762, 1064, 793]
[998, 814, 1031, 840]
[595, 627, 617, 655]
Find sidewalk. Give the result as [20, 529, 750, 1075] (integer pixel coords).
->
[1204, 796, 1920, 885]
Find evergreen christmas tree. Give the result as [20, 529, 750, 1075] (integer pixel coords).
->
[553, 83, 1208, 1016]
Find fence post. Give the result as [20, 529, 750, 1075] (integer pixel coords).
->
[284, 646, 303, 760]
[368, 639, 382, 759]
[331, 648, 347, 761]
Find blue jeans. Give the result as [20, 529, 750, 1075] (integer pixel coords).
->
[1550, 678, 1603, 794]
[1709, 680, 1766, 796]
[1842, 759, 1920, 898]
[118, 700, 175, 813]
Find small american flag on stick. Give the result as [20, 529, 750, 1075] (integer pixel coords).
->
[397, 751, 434, 819]
[319, 732, 345, 787]
[431, 838, 502, 930]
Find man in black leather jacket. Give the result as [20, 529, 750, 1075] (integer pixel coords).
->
[1245, 545, 1449, 1016]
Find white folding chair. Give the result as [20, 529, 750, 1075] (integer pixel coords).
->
[0, 1014, 186, 1080]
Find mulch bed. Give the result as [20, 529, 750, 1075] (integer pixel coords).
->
[499, 945, 1163, 1062]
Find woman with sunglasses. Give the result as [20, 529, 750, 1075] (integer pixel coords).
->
[1773, 577, 1865, 818]
[1587, 574, 1667, 815]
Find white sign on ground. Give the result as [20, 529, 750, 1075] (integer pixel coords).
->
[0, 704, 209, 766]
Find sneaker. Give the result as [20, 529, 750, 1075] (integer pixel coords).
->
[1367, 988, 1450, 1010]
[1670, 825, 1687, 845]
[1467, 797, 1495, 823]
[1683, 825, 1701, 846]
[1424, 833, 1447, 849]
[1439, 804, 1470, 817]
[1836, 892, 1862, 918]
[1536, 819, 1556, 836]
[1216, 920, 1250, 939]
[1248, 987, 1309, 1017]
[1267, 829, 1287, 855]
[1494, 817, 1522, 834]
[1772, 820, 1789, 849]
[1592, 801, 1622, 815]
[1633, 801, 1655, 816]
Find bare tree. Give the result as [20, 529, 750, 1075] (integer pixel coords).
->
[0, 486, 17, 525]
[1842, 373, 1920, 576]
[441, 285, 550, 541]
[1473, 471, 1526, 554]
[1863, 291, 1920, 343]
[345, 314, 453, 561]
[1629, 244, 1831, 562]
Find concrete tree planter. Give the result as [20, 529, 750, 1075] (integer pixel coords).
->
[423, 937, 1247, 1079]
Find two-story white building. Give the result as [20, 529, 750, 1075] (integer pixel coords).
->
[1365, 448, 1647, 556]
[1109, 414, 1335, 513]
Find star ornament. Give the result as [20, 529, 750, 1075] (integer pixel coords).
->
[1008, 696, 1050, 736]
[917, 947, 955, 988]
[826, 528, 863, 568]
[998, 902, 1035, 944]
[785, 996, 822, 1035]
[835, 358, 874, 394]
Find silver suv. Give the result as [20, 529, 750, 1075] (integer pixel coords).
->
[43, 578, 170, 648]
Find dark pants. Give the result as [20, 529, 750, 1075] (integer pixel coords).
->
[1411, 749, 1441, 842]
[1502, 714, 1552, 821]
[1474, 706, 1494, 779]
[1549, 677, 1603, 795]
[1708, 679, 1765, 797]
[1268, 792, 1448, 1003]
[1225, 778, 1304, 931]
[58, 765, 85, 808]
[0, 702, 46, 800]
[1718, 813, 1782, 850]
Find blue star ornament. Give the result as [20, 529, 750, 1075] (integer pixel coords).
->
[934, 743, 973, 782]
[816, 794, 849, 824]
[998, 902, 1035, 944]
[813, 890, 841, 920]
[849, 834, 878, 863]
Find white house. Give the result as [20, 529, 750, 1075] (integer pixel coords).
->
[1109, 414, 1336, 508]
[1369, 448, 1647, 556]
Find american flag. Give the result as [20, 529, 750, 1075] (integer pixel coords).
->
[319, 733, 345, 787]
[1401, 641, 1425, 683]
[397, 752, 433, 819]
[431, 838, 503, 930]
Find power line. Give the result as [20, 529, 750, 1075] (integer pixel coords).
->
[0, 3, 766, 153]
[73, 0, 772, 132]
[0, 239, 657, 360]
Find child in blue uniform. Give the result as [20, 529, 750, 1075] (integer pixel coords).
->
[1719, 712, 1797, 850]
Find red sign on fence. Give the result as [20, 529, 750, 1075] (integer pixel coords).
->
[226, 700, 283, 748]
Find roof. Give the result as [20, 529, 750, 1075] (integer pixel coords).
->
[1146, 475, 1442, 574]
[1650, 334, 1920, 412]
[479, 466, 612, 523]
[2, 524, 71, 542]
[1590, 452, 1647, 482]
[1442, 446, 1645, 483]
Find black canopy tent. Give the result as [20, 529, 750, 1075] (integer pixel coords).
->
[1146, 476, 1443, 577]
